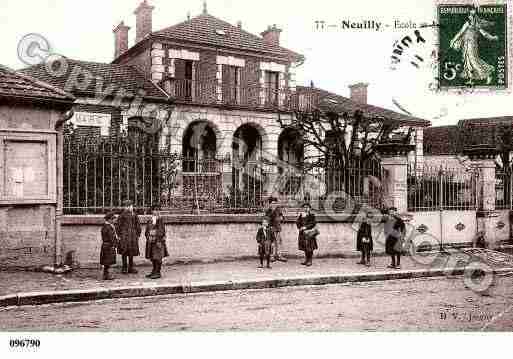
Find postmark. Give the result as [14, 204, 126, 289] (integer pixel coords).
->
[386, 1, 513, 122]
[438, 4, 508, 89]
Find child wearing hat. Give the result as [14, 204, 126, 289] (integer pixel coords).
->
[256, 217, 274, 269]
[116, 200, 142, 274]
[384, 207, 406, 269]
[145, 206, 168, 279]
[356, 212, 373, 266]
[297, 202, 319, 266]
[100, 212, 119, 280]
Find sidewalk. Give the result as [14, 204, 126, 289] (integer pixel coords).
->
[2, 250, 513, 307]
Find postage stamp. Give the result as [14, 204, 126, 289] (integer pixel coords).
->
[438, 4, 508, 89]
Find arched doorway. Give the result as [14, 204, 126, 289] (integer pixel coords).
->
[181, 121, 222, 210]
[232, 124, 263, 165]
[182, 121, 217, 172]
[231, 124, 265, 209]
[278, 127, 304, 197]
[278, 127, 304, 171]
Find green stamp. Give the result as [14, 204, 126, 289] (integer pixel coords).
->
[438, 4, 507, 89]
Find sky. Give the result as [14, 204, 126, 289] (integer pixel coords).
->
[1, 0, 512, 126]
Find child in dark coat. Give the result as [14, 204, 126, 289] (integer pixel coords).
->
[297, 203, 318, 266]
[145, 207, 168, 279]
[256, 218, 274, 269]
[100, 212, 119, 280]
[356, 212, 373, 266]
[116, 200, 142, 274]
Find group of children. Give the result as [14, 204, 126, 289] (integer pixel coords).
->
[356, 207, 406, 268]
[256, 202, 320, 268]
[101, 202, 405, 279]
[255, 206, 405, 270]
[100, 202, 168, 281]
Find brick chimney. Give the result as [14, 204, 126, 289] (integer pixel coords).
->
[261, 24, 282, 46]
[134, 0, 155, 44]
[349, 83, 369, 104]
[113, 22, 130, 59]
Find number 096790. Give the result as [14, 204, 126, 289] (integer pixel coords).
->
[9, 338, 41, 349]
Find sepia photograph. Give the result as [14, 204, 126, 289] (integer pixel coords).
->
[0, 0, 513, 356]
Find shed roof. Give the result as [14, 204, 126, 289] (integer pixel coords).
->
[0, 64, 75, 104]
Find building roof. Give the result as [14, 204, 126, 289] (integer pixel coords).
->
[457, 116, 513, 128]
[0, 64, 75, 104]
[20, 59, 169, 102]
[423, 126, 461, 155]
[424, 117, 513, 156]
[296, 86, 431, 127]
[152, 13, 302, 61]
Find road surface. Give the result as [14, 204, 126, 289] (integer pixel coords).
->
[1, 275, 513, 331]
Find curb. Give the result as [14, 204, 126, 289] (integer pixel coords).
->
[2, 266, 513, 308]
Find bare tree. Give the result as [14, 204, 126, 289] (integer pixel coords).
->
[278, 95, 413, 169]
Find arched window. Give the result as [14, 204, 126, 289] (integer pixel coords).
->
[232, 124, 262, 165]
[182, 121, 217, 172]
[278, 127, 304, 173]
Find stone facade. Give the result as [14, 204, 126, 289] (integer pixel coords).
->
[0, 104, 61, 267]
[0, 84, 75, 269]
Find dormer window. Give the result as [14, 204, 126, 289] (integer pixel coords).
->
[215, 29, 226, 36]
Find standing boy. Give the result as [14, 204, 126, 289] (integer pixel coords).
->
[100, 212, 118, 280]
[256, 217, 274, 269]
[116, 200, 142, 274]
[145, 206, 168, 279]
[384, 207, 405, 269]
[265, 197, 287, 262]
[356, 212, 373, 266]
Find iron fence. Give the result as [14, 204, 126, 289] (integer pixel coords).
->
[64, 138, 177, 214]
[324, 159, 384, 210]
[496, 170, 512, 210]
[63, 137, 386, 214]
[407, 166, 479, 212]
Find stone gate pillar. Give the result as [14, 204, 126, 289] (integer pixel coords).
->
[375, 143, 415, 214]
[464, 146, 499, 249]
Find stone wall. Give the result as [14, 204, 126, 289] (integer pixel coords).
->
[6, 207, 508, 269]
[61, 214, 390, 269]
[0, 205, 56, 268]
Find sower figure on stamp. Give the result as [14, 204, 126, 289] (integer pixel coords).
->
[383, 207, 405, 269]
[100, 212, 119, 280]
[297, 203, 319, 267]
[356, 212, 373, 266]
[256, 217, 274, 269]
[449, 6, 499, 85]
[265, 197, 287, 262]
[116, 200, 142, 274]
[145, 206, 168, 279]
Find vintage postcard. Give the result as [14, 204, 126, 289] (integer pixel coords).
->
[0, 0, 512, 356]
